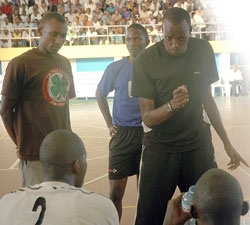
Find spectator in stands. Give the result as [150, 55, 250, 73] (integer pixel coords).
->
[57, 4, 64, 15]
[85, 7, 93, 21]
[19, 3, 28, 15]
[84, 0, 96, 13]
[24, 15, 33, 27]
[107, 3, 117, 15]
[11, 28, 23, 47]
[32, 18, 40, 27]
[30, 10, 42, 22]
[1, 0, 12, 19]
[0, 9, 7, 24]
[83, 14, 92, 26]
[102, 9, 112, 25]
[47, 0, 57, 12]
[130, 7, 140, 20]
[183, 0, 193, 13]
[112, 9, 122, 24]
[12, 16, 24, 29]
[92, 15, 100, 27]
[150, 0, 160, 17]
[64, 8, 74, 23]
[39, 1, 49, 15]
[192, 9, 206, 39]
[21, 26, 31, 47]
[139, 4, 149, 19]
[163, 168, 249, 225]
[147, 12, 156, 25]
[93, 7, 103, 20]
[0, 129, 120, 225]
[96, 0, 108, 13]
[120, 6, 131, 22]
[174, 0, 184, 8]
[0, 28, 11, 48]
[20, 10, 28, 23]
[86, 27, 98, 45]
[115, 0, 125, 12]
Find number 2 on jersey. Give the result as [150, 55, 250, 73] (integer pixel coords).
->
[32, 197, 46, 225]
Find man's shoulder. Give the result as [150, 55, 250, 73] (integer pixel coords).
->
[105, 58, 128, 72]
[189, 37, 212, 51]
[10, 48, 35, 64]
[137, 41, 162, 62]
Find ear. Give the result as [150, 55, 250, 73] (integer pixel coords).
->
[72, 160, 80, 174]
[146, 38, 150, 47]
[191, 205, 198, 219]
[38, 25, 43, 36]
[241, 201, 249, 216]
[189, 26, 192, 34]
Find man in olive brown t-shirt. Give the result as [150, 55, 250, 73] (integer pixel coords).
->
[0, 12, 76, 187]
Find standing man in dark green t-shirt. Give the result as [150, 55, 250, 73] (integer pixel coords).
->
[132, 8, 248, 225]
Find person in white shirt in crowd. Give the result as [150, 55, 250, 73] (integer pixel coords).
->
[64, 8, 75, 23]
[150, 0, 160, 17]
[192, 9, 206, 39]
[0, 129, 120, 225]
[20, 10, 28, 23]
[30, 10, 42, 22]
[85, 7, 93, 22]
[0, 9, 7, 24]
[21, 26, 31, 46]
[84, 0, 96, 13]
[139, 4, 149, 19]
[174, 0, 184, 9]
[93, 7, 103, 20]
[0, 28, 11, 48]
[229, 64, 243, 96]
[19, 3, 28, 15]
[24, 16, 33, 27]
[39, 1, 49, 15]
[102, 9, 112, 25]
[28, 4, 39, 16]
[12, 17, 24, 29]
[183, 0, 193, 13]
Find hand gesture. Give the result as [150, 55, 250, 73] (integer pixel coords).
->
[170, 85, 189, 111]
[163, 194, 192, 225]
[224, 144, 249, 170]
[109, 125, 118, 137]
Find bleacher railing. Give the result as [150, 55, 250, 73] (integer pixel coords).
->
[0, 22, 236, 48]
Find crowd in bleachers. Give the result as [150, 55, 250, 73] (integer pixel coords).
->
[0, 0, 220, 47]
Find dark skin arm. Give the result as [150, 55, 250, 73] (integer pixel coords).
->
[138, 85, 189, 128]
[0, 96, 18, 145]
[203, 86, 249, 169]
[95, 89, 117, 136]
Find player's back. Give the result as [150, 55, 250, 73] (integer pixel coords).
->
[0, 181, 119, 225]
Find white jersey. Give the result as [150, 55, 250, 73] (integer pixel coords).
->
[0, 181, 119, 225]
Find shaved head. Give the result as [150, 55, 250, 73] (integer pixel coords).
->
[193, 168, 246, 224]
[40, 129, 86, 180]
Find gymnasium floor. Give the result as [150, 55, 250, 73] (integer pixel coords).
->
[0, 96, 250, 225]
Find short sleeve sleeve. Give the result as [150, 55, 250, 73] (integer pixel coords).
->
[97, 63, 116, 97]
[1, 59, 24, 100]
[131, 55, 156, 99]
[206, 42, 219, 85]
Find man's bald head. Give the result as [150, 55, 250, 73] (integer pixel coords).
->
[192, 168, 248, 225]
[40, 129, 87, 182]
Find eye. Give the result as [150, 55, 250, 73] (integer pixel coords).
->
[166, 36, 173, 41]
[178, 37, 185, 41]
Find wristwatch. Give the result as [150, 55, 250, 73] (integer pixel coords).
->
[166, 101, 174, 112]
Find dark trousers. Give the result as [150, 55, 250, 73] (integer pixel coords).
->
[134, 141, 217, 225]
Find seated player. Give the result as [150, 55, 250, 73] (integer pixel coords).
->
[164, 168, 249, 225]
[0, 129, 119, 225]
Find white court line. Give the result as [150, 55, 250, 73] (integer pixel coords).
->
[84, 173, 108, 185]
[9, 159, 19, 169]
[87, 155, 108, 161]
[0, 133, 8, 139]
[0, 155, 108, 172]
[0, 168, 18, 172]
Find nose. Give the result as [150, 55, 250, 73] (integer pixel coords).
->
[171, 39, 179, 49]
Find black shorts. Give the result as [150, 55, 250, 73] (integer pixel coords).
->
[135, 138, 217, 225]
[109, 126, 143, 180]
